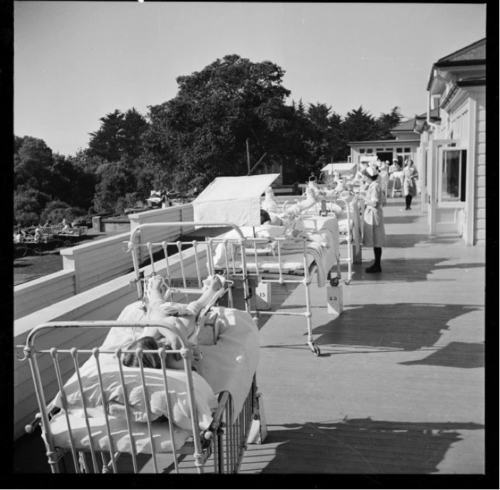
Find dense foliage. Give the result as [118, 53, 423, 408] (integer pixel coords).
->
[14, 55, 404, 226]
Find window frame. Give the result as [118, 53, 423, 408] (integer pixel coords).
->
[437, 147, 467, 207]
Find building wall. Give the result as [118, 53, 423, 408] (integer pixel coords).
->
[350, 142, 420, 166]
[425, 87, 485, 246]
[474, 92, 486, 245]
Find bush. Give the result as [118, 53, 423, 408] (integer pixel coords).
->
[15, 212, 41, 228]
[115, 192, 141, 215]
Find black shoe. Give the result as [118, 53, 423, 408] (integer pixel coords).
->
[365, 265, 382, 273]
[408, 206, 411, 210]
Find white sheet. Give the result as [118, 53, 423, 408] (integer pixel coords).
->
[196, 307, 260, 422]
[212, 216, 339, 287]
[106, 302, 259, 424]
[49, 407, 191, 454]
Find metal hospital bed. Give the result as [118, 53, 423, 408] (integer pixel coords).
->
[283, 195, 364, 285]
[205, 215, 341, 357]
[18, 221, 261, 474]
[126, 214, 339, 359]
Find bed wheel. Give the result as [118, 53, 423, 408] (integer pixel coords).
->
[312, 345, 321, 356]
[344, 278, 351, 285]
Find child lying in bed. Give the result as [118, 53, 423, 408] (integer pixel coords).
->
[122, 335, 199, 371]
[135, 275, 223, 368]
[122, 336, 163, 369]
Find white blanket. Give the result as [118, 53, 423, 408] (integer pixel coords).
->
[212, 217, 339, 287]
[49, 407, 191, 454]
[111, 302, 260, 423]
[195, 307, 260, 422]
[298, 216, 339, 287]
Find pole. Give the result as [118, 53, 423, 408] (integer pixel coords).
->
[246, 138, 251, 174]
[247, 153, 267, 176]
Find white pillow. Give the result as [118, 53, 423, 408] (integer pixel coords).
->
[50, 356, 218, 431]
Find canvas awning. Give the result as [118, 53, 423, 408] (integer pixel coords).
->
[193, 174, 280, 226]
[321, 163, 357, 174]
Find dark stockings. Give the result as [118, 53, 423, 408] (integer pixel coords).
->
[373, 247, 382, 267]
[405, 195, 413, 209]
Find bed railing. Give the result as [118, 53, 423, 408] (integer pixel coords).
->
[18, 321, 256, 474]
[124, 222, 252, 315]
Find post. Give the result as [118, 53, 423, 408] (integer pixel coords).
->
[247, 153, 267, 176]
[246, 138, 251, 175]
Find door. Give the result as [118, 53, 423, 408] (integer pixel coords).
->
[416, 143, 428, 212]
[428, 139, 458, 232]
[428, 139, 466, 234]
[435, 147, 467, 234]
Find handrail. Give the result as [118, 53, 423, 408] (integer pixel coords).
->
[125, 221, 246, 253]
[22, 320, 190, 356]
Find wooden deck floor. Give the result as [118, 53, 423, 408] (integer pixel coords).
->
[12, 196, 486, 476]
[241, 198, 485, 475]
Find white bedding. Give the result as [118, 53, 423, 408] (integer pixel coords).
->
[49, 407, 191, 454]
[107, 302, 259, 423]
[48, 302, 260, 453]
[322, 197, 362, 254]
[213, 216, 339, 287]
[48, 342, 218, 430]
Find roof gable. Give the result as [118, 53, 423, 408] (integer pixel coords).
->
[437, 38, 486, 64]
[391, 118, 416, 132]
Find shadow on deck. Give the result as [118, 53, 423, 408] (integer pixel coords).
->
[312, 302, 482, 352]
[242, 420, 485, 474]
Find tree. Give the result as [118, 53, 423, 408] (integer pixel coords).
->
[376, 106, 404, 140]
[92, 157, 137, 213]
[67, 151, 103, 211]
[14, 186, 52, 226]
[143, 54, 293, 191]
[121, 108, 150, 159]
[87, 108, 149, 162]
[327, 112, 345, 163]
[87, 110, 125, 162]
[14, 136, 54, 190]
[339, 106, 379, 159]
[304, 103, 333, 168]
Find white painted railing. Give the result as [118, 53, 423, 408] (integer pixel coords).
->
[14, 204, 194, 320]
[14, 241, 206, 441]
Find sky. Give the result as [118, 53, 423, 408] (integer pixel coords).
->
[14, 2, 486, 157]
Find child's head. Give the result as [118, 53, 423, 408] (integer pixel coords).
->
[260, 209, 271, 224]
[122, 336, 162, 369]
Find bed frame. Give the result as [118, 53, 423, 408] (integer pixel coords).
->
[19, 320, 257, 474]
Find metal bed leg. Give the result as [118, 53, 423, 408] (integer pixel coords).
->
[303, 277, 320, 356]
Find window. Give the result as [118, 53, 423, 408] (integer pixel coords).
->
[404, 147, 411, 153]
[395, 151, 412, 164]
[396, 148, 402, 153]
[366, 148, 373, 154]
[439, 149, 467, 203]
[359, 149, 365, 154]
[376, 148, 384, 152]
